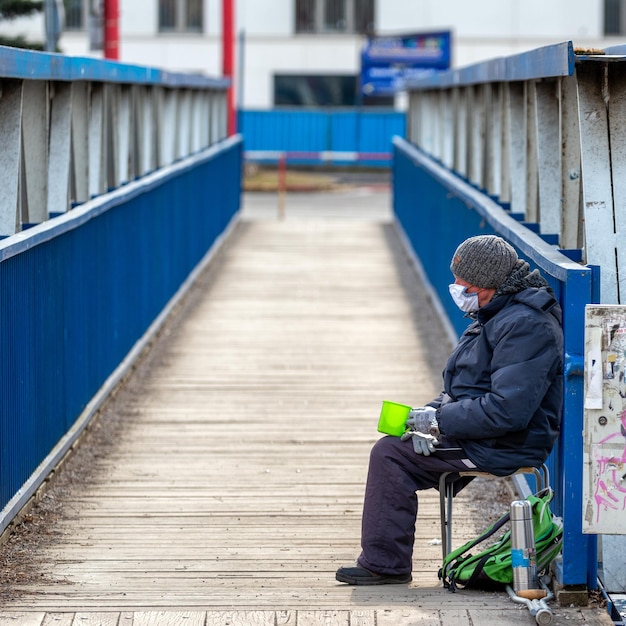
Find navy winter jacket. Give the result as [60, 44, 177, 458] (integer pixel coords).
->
[433, 287, 563, 476]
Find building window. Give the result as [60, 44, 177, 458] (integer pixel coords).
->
[64, 0, 85, 30]
[605, 0, 626, 34]
[159, 0, 204, 33]
[295, 0, 374, 35]
[274, 74, 392, 107]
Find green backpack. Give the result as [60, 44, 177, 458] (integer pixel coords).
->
[439, 488, 563, 592]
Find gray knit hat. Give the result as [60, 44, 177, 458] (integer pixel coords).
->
[450, 235, 518, 289]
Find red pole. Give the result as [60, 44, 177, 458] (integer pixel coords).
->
[278, 153, 286, 219]
[104, 0, 120, 60]
[222, 0, 236, 135]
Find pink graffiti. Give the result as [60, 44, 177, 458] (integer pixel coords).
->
[594, 408, 626, 523]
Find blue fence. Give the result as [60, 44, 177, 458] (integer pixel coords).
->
[393, 137, 598, 588]
[240, 108, 405, 166]
[0, 138, 242, 529]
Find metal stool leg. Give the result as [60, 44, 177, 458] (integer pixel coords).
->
[439, 472, 452, 560]
[446, 480, 454, 555]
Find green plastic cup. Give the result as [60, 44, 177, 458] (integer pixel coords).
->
[378, 400, 412, 436]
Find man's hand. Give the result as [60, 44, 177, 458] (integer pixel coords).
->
[401, 430, 439, 456]
[406, 406, 440, 437]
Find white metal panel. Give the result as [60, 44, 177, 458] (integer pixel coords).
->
[214, 93, 227, 143]
[454, 87, 468, 177]
[0, 80, 22, 235]
[129, 86, 140, 180]
[71, 81, 90, 203]
[21, 80, 48, 224]
[560, 73, 583, 250]
[431, 92, 440, 160]
[441, 91, 454, 169]
[525, 81, 539, 223]
[486, 82, 502, 198]
[177, 90, 192, 160]
[138, 86, 156, 176]
[116, 86, 132, 185]
[505, 82, 527, 216]
[88, 83, 105, 198]
[536, 80, 562, 237]
[417, 94, 429, 152]
[583, 305, 626, 534]
[466, 86, 477, 185]
[159, 89, 177, 167]
[500, 83, 511, 204]
[102, 83, 120, 190]
[47, 82, 72, 215]
[469, 85, 485, 188]
[578, 63, 619, 304]
[418, 93, 434, 155]
[191, 92, 204, 154]
[413, 92, 424, 149]
[607, 63, 626, 304]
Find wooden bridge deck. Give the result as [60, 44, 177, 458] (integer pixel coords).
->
[0, 189, 612, 625]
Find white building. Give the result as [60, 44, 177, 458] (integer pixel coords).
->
[1, 0, 624, 109]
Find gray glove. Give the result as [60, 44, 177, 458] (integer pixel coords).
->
[406, 406, 440, 437]
[401, 430, 439, 456]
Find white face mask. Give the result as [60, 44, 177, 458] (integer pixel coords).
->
[448, 283, 480, 313]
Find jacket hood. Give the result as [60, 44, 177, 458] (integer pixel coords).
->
[478, 286, 562, 326]
[512, 287, 563, 325]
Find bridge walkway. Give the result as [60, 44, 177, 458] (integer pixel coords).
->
[0, 186, 611, 625]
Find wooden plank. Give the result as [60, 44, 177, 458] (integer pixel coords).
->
[377, 609, 441, 626]
[132, 612, 205, 626]
[71, 613, 119, 626]
[467, 609, 530, 625]
[42, 615, 73, 626]
[294, 611, 349, 626]
[438, 609, 470, 626]
[0, 614, 46, 626]
[118, 613, 134, 626]
[275, 611, 297, 626]
[205, 612, 274, 626]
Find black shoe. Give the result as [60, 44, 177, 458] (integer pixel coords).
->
[335, 564, 412, 585]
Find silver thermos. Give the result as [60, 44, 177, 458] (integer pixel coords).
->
[510, 500, 537, 591]
[508, 500, 553, 625]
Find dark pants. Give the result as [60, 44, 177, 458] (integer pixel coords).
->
[357, 435, 478, 575]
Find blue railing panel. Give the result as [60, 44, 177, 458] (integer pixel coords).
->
[0, 138, 242, 516]
[241, 109, 329, 152]
[329, 111, 358, 151]
[240, 108, 405, 166]
[393, 136, 598, 588]
[358, 111, 407, 154]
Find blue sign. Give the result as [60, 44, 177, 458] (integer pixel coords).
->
[360, 31, 452, 96]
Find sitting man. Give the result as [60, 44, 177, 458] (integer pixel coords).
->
[336, 234, 563, 585]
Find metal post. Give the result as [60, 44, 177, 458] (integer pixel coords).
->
[222, 0, 236, 136]
[277, 153, 286, 220]
[104, 0, 119, 60]
[44, 0, 64, 53]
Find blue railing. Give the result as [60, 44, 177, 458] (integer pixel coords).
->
[0, 138, 242, 530]
[393, 136, 598, 589]
[0, 46, 240, 533]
